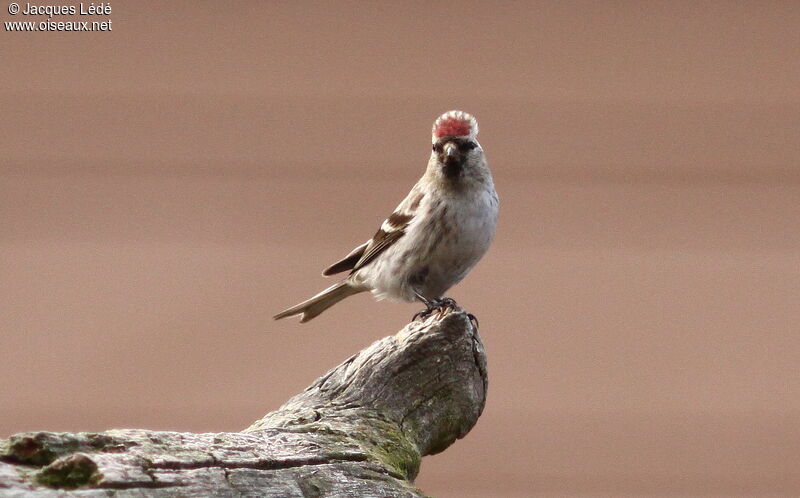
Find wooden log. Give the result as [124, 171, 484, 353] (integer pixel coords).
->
[0, 307, 487, 497]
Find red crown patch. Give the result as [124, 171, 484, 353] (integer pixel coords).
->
[432, 111, 478, 141]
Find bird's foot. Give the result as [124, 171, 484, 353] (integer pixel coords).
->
[467, 313, 479, 329]
[412, 296, 459, 321]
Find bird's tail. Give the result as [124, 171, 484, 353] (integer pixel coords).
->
[273, 282, 364, 323]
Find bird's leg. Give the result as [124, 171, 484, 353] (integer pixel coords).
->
[412, 291, 436, 321]
[414, 290, 435, 308]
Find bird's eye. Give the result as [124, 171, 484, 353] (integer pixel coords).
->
[464, 141, 477, 150]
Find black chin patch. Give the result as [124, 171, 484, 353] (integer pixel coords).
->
[442, 159, 462, 179]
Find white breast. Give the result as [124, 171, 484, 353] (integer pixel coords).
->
[358, 184, 498, 302]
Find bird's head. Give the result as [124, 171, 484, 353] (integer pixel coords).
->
[430, 110, 483, 180]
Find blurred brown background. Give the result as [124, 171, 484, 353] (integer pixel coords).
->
[2, 1, 799, 496]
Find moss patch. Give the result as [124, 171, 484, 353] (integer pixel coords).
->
[355, 421, 421, 481]
[1, 432, 131, 468]
[36, 453, 100, 489]
[1, 433, 80, 466]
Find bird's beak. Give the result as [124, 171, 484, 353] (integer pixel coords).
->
[444, 142, 458, 159]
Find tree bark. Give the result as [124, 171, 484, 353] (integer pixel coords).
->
[0, 307, 487, 497]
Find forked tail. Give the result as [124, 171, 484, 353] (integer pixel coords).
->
[273, 282, 363, 323]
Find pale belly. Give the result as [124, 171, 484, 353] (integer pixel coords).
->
[356, 189, 498, 302]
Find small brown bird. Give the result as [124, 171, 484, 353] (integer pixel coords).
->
[274, 110, 498, 322]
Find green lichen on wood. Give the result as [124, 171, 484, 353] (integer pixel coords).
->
[354, 420, 421, 481]
[1, 432, 79, 466]
[35, 453, 100, 489]
[369, 437, 420, 481]
[1, 432, 130, 467]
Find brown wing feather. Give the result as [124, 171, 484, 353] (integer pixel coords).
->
[351, 228, 405, 273]
[322, 241, 369, 276]
[331, 184, 423, 275]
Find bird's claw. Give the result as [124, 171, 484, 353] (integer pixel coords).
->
[412, 309, 429, 321]
[412, 296, 459, 321]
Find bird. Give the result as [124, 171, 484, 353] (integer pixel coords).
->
[274, 110, 498, 323]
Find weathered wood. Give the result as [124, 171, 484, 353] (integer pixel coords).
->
[0, 308, 487, 496]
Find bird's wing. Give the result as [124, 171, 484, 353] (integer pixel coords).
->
[350, 226, 406, 273]
[322, 240, 369, 276]
[349, 185, 426, 274]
